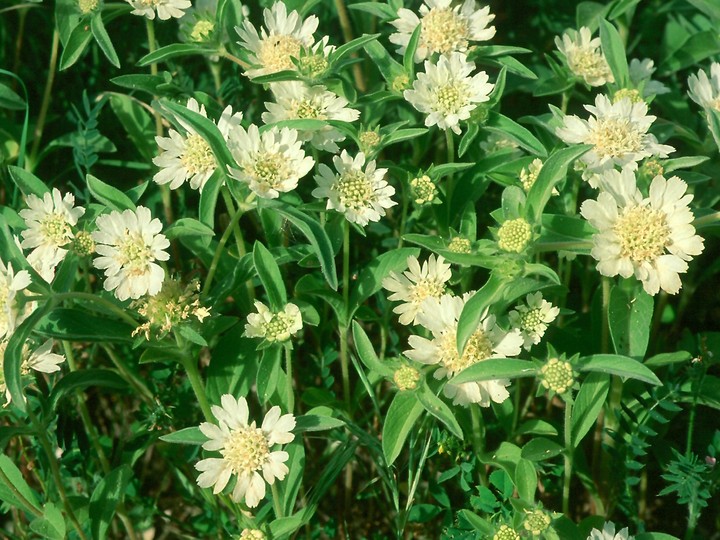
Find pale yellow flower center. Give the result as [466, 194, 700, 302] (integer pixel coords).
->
[118, 234, 153, 276]
[539, 358, 574, 394]
[588, 118, 644, 158]
[710, 97, 720, 112]
[498, 218, 532, 253]
[289, 99, 326, 120]
[263, 311, 296, 342]
[493, 524, 520, 540]
[410, 175, 436, 204]
[248, 152, 291, 189]
[190, 20, 215, 42]
[40, 213, 72, 247]
[408, 277, 445, 305]
[240, 530, 266, 540]
[614, 205, 670, 263]
[132, 279, 208, 340]
[641, 158, 664, 178]
[73, 231, 95, 256]
[78, 0, 99, 13]
[421, 8, 469, 55]
[448, 237, 471, 253]
[392, 74, 411, 92]
[181, 134, 215, 175]
[567, 48, 613, 83]
[613, 88, 643, 104]
[394, 365, 421, 391]
[359, 131, 381, 150]
[434, 83, 467, 115]
[258, 34, 302, 73]
[519, 308, 544, 333]
[438, 328, 493, 376]
[222, 426, 269, 475]
[520, 160, 543, 192]
[140, 0, 160, 6]
[523, 510, 552, 534]
[336, 170, 374, 210]
[297, 54, 328, 78]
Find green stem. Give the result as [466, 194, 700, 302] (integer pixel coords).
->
[271, 482, 284, 519]
[102, 346, 155, 405]
[180, 353, 213, 423]
[47, 292, 139, 327]
[532, 240, 593, 253]
[221, 186, 248, 260]
[470, 407, 488, 486]
[333, 0, 366, 92]
[27, 407, 88, 540]
[601, 277, 611, 354]
[285, 344, 294, 413]
[340, 220, 351, 410]
[203, 203, 245, 295]
[563, 394, 574, 517]
[693, 210, 720, 229]
[28, 28, 59, 169]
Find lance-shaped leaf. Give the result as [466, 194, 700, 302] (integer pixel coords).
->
[577, 354, 662, 385]
[449, 358, 537, 385]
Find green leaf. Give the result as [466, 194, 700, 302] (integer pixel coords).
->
[250, 70, 301, 84]
[0, 454, 42, 515]
[456, 273, 505, 354]
[294, 414, 346, 433]
[459, 123, 480, 158]
[90, 13, 119, 68]
[164, 218, 215, 240]
[330, 33, 380, 64]
[521, 437, 564, 461]
[89, 465, 132, 540]
[382, 391, 423, 465]
[417, 383, 463, 439]
[0, 82, 25, 110]
[111, 74, 167, 95]
[450, 359, 537, 385]
[577, 354, 661, 385]
[253, 242, 287, 310]
[256, 345, 282, 404]
[87, 174, 135, 211]
[485, 112, 547, 157]
[635, 534, 681, 540]
[199, 169, 224, 229]
[109, 94, 155, 161]
[159, 426, 206, 445]
[36, 308, 132, 342]
[430, 162, 474, 178]
[137, 43, 217, 66]
[348, 2, 396, 20]
[363, 40, 405, 85]
[525, 145, 592, 223]
[599, 19, 628, 86]
[351, 321, 394, 377]
[458, 510, 495, 534]
[644, 351, 692, 367]
[7, 165, 50, 197]
[379, 128, 428, 149]
[515, 419, 558, 437]
[47, 369, 128, 411]
[608, 284, 653, 359]
[514, 459, 537, 502]
[59, 22, 93, 70]
[29, 502, 66, 540]
[571, 372, 610, 447]
[404, 24, 421, 74]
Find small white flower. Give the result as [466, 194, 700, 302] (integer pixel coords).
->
[153, 98, 243, 192]
[19, 188, 85, 283]
[0, 339, 65, 405]
[556, 94, 674, 185]
[555, 27, 614, 87]
[227, 124, 314, 199]
[0, 260, 32, 340]
[195, 394, 295, 508]
[629, 58, 669, 98]
[236, 1, 318, 79]
[508, 292, 560, 350]
[262, 81, 360, 152]
[92, 207, 170, 301]
[587, 522, 634, 540]
[389, 0, 495, 62]
[382, 254, 452, 325]
[312, 150, 396, 226]
[520, 158, 544, 192]
[580, 169, 704, 295]
[688, 62, 720, 111]
[405, 294, 523, 407]
[126, 0, 191, 20]
[244, 301, 303, 343]
[404, 52, 494, 135]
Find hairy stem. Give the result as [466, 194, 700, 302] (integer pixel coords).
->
[563, 395, 574, 517]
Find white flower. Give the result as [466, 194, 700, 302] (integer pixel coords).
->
[126, 0, 191, 20]
[688, 62, 720, 111]
[262, 82, 360, 152]
[587, 522, 634, 540]
[405, 294, 523, 407]
[554, 27, 614, 87]
[382, 254, 452, 325]
[0, 260, 32, 340]
[153, 98, 243, 192]
[556, 94, 674, 185]
[629, 58, 669, 98]
[19, 188, 85, 283]
[404, 52, 494, 135]
[195, 394, 295, 508]
[520, 158, 544, 192]
[244, 301, 303, 343]
[92, 207, 170, 301]
[508, 292, 560, 350]
[227, 124, 314, 199]
[0, 339, 65, 405]
[312, 150, 396, 226]
[236, 1, 318, 79]
[580, 169, 704, 296]
[389, 0, 495, 62]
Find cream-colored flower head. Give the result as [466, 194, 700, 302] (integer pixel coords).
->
[227, 124, 314, 199]
[405, 294, 523, 407]
[0, 260, 32, 340]
[390, 0, 495, 62]
[312, 150, 396, 226]
[556, 94, 674, 185]
[196, 395, 295, 508]
[509, 292, 559, 350]
[688, 62, 720, 112]
[520, 158, 544, 192]
[235, 1, 318, 79]
[240, 530, 266, 540]
[0, 339, 65, 404]
[126, 0, 191, 20]
[587, 522, 634, 540]
[493, 524, 520, 540]
[19, 188, 85, 283]
[262, 82, 360, 152]
[404, 52, 494, 135]
[555, 26, 613, 87]
[580, 169, 704, 295]
[382, 254, 452, 325]
[244, 301, 303, 343]
[153, 98, 243, 192]
[92, 207, 170, 301]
